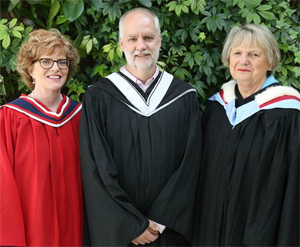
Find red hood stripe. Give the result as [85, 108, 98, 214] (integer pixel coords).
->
[259, 95, 300, 108]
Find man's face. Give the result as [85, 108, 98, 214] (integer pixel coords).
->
[119, 11, 161, 74]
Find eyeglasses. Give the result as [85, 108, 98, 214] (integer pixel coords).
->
[33, 58, 70, 70]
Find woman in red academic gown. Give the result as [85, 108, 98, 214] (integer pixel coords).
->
[0, 29, 83, 246]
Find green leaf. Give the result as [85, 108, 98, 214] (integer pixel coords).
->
[108, 49, 115, 61]
[8, 2, 15, 12]
[10, 0, 20, 5]
[281, 66, 287, 76]
[253, 13, 261, 24]
[138, 0, 152, 8]
[12, 30, 22, 38]
[0, 25, 8, 31]
[48, 0, 60, 28]
[181, 30, 188, 43]
[258, 10, 276, 20]
[188, 58, 194, 69]
[280, 31, 290, 44]
[289, 30, 299, 40]
[56, 15, 68, 25]
[183, 53, 192, 62]
[285, 56, 294, 64]
[48, 0, 60, 20]
[233, 0, 241, 7]
[0, 31, 7, 40]
[116, 46, 123, 58]
[103, 43, 113, 52]
[27, 0, 50, 4]
[175, 6, 182, 16]
[2, 34, 11, 49]
[49, 0, 60, 20]
[194, 53, 202, 65]
[246, 12, 253, 23]
[215, 15, 226, 30]
[293, 67, 300, 78]
[247, 0, 261, 8]
[202, 11, 211, 17]
[294, 51, 300, 63]
[0, 75, 6, 96]
[207, 18, 217, 32]
[181, 5, 189, 14]
[93, 64, 108, 77]
[256, 5, 272, 11]
[109, 31, 118, 40]
[190, 0, 206, 14]
[170, 44, 187, 56]
[240, 8, 250, 18]
[167, 1, 177, 11]
[12, 26, 24, 31]
[9, 18, 18, 29]
[102, 2, 121, 22]
[191, 81, 206, 98]
[65, 0, 79, 3]
[92, 37, 98, 45]
[86, 39, 93, 54]
[10, 54, 17, 72]
[175, 29, 184, 37]
[25, 26, 33, 35]
[81, 35, 90, 46]
[198, 32, 206, 41]
[203, 64, 212, 76]
[90, 0, 102, 11]
[212, 7, 217, 16]
[63, 0, 84, 22]
[0, 19, 8, 25]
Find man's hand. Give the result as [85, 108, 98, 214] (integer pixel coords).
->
[147, 220, 160, 235]
[131, 220, 160, 245]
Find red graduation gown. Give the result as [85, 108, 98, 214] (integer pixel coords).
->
[0, 94, 83, 246]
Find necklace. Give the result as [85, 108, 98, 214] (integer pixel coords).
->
[30, 90, 63, 101]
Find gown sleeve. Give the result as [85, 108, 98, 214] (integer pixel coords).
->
[0, 107, 26, 246]
[79, 87, 149, 246]
[243, 109, 300, 245]
[146, 93, 202, 242]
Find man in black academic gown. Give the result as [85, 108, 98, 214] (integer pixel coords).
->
[79, 7, 202, 246]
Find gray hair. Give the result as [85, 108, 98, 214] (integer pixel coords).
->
[119, 8, 161, 39]
[222, 24, 281, 75]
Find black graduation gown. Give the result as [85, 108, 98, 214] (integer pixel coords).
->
[80, 71, 202, 246]
[193, 81, 300, 246]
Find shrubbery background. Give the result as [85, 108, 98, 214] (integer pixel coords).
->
[1, 0, 299, 107]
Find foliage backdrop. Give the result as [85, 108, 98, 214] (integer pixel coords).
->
[1, 0, 300, 107]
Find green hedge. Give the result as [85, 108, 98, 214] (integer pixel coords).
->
[1, 0, 299, 108]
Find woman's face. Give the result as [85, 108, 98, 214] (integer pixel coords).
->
[229, 40, 270, 87]
[29, 49, 69, 93]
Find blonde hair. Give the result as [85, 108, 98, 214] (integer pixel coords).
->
[222, 24, 280, 76]
[17, 28, 79, 90]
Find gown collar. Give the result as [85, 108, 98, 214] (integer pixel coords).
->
[106, 71, 195, 117]
[2, 94, 81, 127]
[209, 75, 300, 127]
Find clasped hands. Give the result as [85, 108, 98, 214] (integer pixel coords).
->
[131, 220, 160, 245]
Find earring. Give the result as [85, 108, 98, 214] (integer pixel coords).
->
[32, 79, 35, 84]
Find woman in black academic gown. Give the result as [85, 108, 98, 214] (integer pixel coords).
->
[193, 24, 300, 246]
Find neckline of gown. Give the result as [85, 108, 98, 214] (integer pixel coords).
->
[235, 82, 280, 108]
